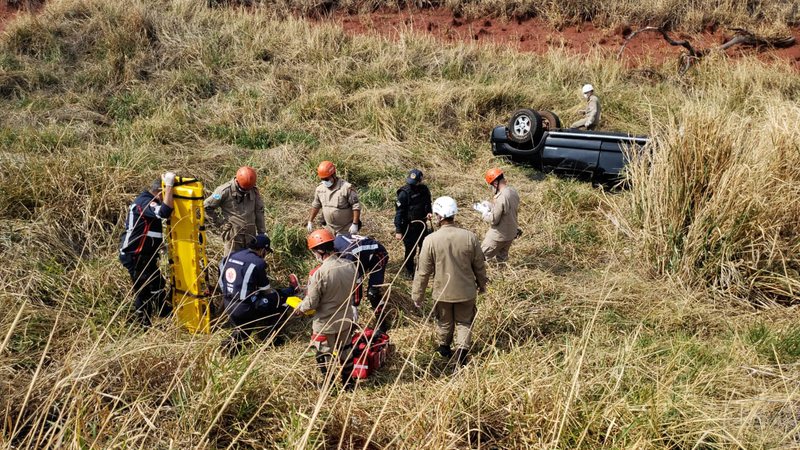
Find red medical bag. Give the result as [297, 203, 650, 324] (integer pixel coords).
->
[350, 328, 392, 379]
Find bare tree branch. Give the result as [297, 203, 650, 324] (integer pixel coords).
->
[617, 26, 703, 60]
[618, 26, 797, 75]
[720, 28, 796, 51]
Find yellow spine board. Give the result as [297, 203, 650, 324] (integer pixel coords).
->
[285, 296, 314, 316]
[164, 176, 211, 334]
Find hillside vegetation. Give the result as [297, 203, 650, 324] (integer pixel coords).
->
[1, 0, 800, 448]
[242, 0, 800, 32]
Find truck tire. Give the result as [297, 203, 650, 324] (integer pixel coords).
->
[538, 110, 561, 130]
[507, 109, 543, 145]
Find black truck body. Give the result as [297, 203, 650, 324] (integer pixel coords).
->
[490, 124, 649, 184]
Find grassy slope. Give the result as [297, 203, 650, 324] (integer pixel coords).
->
[1, 0, 799, 448]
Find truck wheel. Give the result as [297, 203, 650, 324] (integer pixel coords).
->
[538, 110, 561, 130]
[507, 109, 543, 145]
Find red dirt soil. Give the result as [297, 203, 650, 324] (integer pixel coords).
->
[0, 3, 798, 69]
[0, 3, 17, 32]
[331, 9, 800, 70]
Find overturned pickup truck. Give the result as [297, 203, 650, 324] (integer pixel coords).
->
[490, 109, 649, 184]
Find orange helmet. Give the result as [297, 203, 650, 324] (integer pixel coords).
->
[236, 166, 257, 190]
[317, 161, 336, 179]
[484, 168, 504, 185]
[307, 228, 335, 250]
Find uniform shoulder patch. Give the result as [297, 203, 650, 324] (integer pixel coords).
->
[212, 193, 222, 200]
[224, 267, 237, 283]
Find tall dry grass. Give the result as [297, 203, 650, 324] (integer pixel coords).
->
[248, 0, 799, 32]
[608, 97, 800, 304]
[0, 0, 799, 448]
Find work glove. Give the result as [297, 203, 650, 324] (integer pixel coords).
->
[306, 221, 313, 233]
[163, 171, 176, 187]
[481, 211, 493, 222]
[349, 223, 359, 235]
[472, 201, 491, 215]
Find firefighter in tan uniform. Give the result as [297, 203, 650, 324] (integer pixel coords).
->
[204, 166, 267, 255]
[475, 168, 520, 262]
[307, 161, 362, 236]
[570, 84, 601, 130]
[295, 229, 359, 386]
[412, 196, 488, 368]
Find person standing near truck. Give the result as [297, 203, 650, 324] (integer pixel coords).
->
[475, 168, 520, 263]
[570, 84, 601, 130]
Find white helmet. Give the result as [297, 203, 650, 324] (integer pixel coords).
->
[582, 84, 594, 94]
[432, 196, 458, 219]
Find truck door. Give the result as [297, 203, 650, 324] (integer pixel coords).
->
[541, 134, 602, 179]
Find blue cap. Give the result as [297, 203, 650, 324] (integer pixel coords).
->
[249, 234, 272, 252]
[406, 169, 423, 185]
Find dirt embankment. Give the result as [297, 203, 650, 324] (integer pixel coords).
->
[331, 9, 800, 69]
[0, 2, 18, 32]
[1, 2, 798, 69]
[0, 1, 43, 33]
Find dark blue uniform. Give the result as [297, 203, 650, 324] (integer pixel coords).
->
[119, 190, 173, 324]
[334, 234, 390, 331]
[219, 248, 292, 348]
[394, 183, 432, 277]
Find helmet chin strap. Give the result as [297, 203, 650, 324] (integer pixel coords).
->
[313, 249, 329, 262]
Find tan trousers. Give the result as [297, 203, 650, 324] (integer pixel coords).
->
[222, 232, 252, 256]
[311, 323, 355, 376]
[482, 236, 514, 262]
[569, 118, 597, 130]
[434, 299, 477, 350]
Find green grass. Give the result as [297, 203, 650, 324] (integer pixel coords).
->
[207, 124, 320, 149]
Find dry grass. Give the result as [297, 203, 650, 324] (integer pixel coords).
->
[1, 0, 800, 448]
[242, 0, 800, 32]
[608, 99, 800, 304]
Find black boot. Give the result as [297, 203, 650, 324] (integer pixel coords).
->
[368, 288, 391, 333]
[221, 335, 243, 357]
[339, 344, 356, 391]
[315, 353, 331, 376]
[454, 348, 469, 369]
[436, 344, 453, 358]
[131, 308, 152, 328]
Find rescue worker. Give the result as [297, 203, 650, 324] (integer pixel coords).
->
[334, 233, 390, 333]
[219, 235, 297, 354]
[475, 168, 521, 263]
[295, 229, 359, 387]
[412, 196, 488, 368]
[307, 161, 362, 236]
[569, 84, 601, 130]
[394, 169, 433, 279]
[204, 166, 266, 255]
[119, 172, 176, 326]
